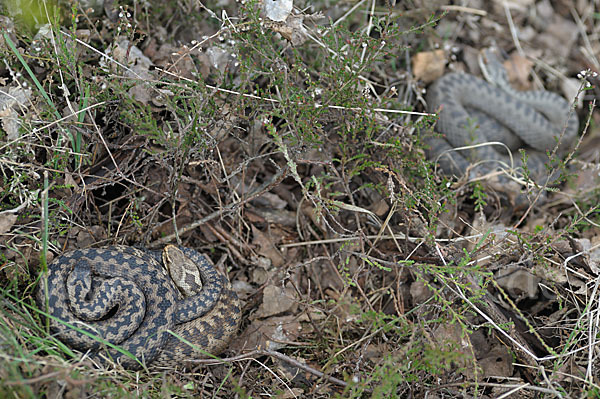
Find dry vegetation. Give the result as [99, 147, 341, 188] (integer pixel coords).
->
[1, 0, 600, 397]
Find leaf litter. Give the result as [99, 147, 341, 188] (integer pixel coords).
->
[0, 0, 599, 397]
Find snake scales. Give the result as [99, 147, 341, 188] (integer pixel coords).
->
[425, 49, 579, 183]
[37, 245, 241, 369]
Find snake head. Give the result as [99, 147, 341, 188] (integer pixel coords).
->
[161, 244, 204, 297]
[67, 262, 94, 301]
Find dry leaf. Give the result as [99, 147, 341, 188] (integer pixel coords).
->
[251, 258, 273, 285]
[149, 43, 198, 80]
[504, 52, 534, 90]
[275, 356, 319, 389]
[477, 346, 514, 379]
[495, 266, 541, 299]
[252, 192, 287, 209]
[589, 237, 600, 275]
[0, 86, 32, 141]
[233, 315, 301, 351]
[256, 283, 298, 318]
[75, 226, 106, 248]
[0, 213, 17, 235]
[264, 0, 293, 22]
[410, 280, 432, 304]
[432, 323, 473, 371]
[250, 208, 296, 227]
[313, 260, 344, 292]
[412, 50, 445, 83]
[251, 225, 285, 267]
[109, 39, 153, 79]
[370, 199, 389, 217]
[205, 46, 233, 72]
[268, 15, 308, 46]
[104, 40, 154, 104]
[533, 261, 568, 284]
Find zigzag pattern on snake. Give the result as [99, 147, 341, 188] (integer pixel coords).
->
[425, 49, 579, 183]
[37, 245, 241, 370]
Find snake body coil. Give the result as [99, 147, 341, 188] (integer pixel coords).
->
[37, 246, 241, 369]
[426, 50, 579, 182]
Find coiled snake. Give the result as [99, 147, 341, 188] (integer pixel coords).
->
[37, 245, 241, 369]
[426, 49, 579, 183]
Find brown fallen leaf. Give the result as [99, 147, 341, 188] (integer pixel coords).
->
[0, 213, 17, 235]
[268, 15, 308, 46]
[553, 356, 586, 383]
[149, 43, 198, 80]
[255, 283, 298, 318]
[75, 225, 107, 248]
[275, 356, 322, 391]
[477, 345, 514, 379]
[0, 86, 32, 141]
[104, 40, 154, 104]
[251, 224, 285, 267]
[233, 314, 302, 352]
[504, 52, 534, 91]
[409, 280, 433, 304]
[432, 323, 473, 371]
[495, 266, 541, 299]
[412, 49, 445, 83]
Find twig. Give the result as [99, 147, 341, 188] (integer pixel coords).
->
[432, 243, 540, 382]
[503, 2, 524, 56]
[189, 349, 350, 388]
[439, 5, 487, 16]
[280, 231, 518, 249]
[149, 166, 288, 248]
[3, 371, 63, 386]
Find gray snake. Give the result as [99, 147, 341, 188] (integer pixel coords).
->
[425, 49, 579, 183]
[37, 246, 241, 369]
